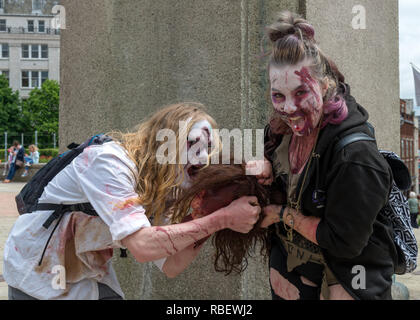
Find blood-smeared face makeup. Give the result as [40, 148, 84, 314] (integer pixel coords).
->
[179, 120, 214, 189]
[270, 60, 325, 136]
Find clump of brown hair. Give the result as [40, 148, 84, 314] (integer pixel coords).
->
[173, 161, 276, 275]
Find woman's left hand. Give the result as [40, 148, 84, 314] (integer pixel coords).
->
[246, 158, 274, 185]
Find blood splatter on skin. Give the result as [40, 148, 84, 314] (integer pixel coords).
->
[272, 67, 323, 135]
[156, 227, 179, 254]
[269, 62, 325, 174]
[270, 267, 300, 300]
[289, 132, 318, 174]
[295, 67, 321, 105]
[283, 207, 320, 245]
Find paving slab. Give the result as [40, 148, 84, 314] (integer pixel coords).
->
[0, 183, 23, 300]
[395, 227, 420, 300]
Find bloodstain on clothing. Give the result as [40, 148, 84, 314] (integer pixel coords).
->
[105, 184, 113, 196]
[35, 255, 52, 273]
[34, 212, 115, 284]
[113, 197, 138, 211]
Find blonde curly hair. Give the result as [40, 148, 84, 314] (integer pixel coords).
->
[108, 102, 220, 225]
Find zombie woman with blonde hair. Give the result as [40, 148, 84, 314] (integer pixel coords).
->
[259, 12, 396, 300]
[4, 102, 261, 300]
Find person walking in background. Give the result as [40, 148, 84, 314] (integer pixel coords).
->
[408, 192, 419, 229]
[3, 141, 25, 183]
[21, 144, 40, 177]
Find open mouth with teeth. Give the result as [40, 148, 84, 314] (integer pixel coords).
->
[288, 116, 306, 133]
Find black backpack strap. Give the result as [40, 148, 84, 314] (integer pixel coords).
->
[334, 132, 376, 154]
[37, 202, 98, 266]
[39, 202, 97, 229]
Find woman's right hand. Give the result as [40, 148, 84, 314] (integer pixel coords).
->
[220, 196, 261, 233]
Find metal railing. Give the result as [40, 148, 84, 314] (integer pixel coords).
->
[0, 27, 60, 35]
[3, 131, 58, 161]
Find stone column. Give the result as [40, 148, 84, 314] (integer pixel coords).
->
[59, 0, 399, 299]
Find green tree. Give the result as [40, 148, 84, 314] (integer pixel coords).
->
[0, 75, 23, 133]
[24, 79, 60, 134]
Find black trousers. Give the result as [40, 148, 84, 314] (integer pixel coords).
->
[410, 213, 419, 229]
[269, 238, 324, 300]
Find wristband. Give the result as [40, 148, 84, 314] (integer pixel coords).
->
[279, 205, 286, 222]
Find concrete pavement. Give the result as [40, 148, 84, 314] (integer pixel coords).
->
[0, 182, 25, 300]
[1, 181, 420, 300]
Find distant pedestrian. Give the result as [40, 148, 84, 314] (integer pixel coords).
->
[21, 144, 39, 177]
[408, 192, 419, 229]
[2, 144, 17, 177]
[3, 141, 25, 183]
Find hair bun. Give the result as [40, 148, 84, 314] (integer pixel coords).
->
[294, 22, 315, 40]
[266, 11, 315, 43]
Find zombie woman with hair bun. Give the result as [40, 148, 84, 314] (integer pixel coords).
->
[259, 11, 396, 300]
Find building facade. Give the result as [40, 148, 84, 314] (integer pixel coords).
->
[400, 99, 419, 193]
[0, 0, 60, 98]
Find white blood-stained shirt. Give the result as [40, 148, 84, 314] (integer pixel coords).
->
[3, 141, 159, 300]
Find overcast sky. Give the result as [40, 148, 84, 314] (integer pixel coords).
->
[399, 0, 420, 104]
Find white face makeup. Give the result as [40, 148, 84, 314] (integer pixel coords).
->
[179, 119, 214, 189]
[270, 60, 326, 136]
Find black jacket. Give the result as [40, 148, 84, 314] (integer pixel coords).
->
[265, 84, 397, 300]
[16, 146, 25, 163]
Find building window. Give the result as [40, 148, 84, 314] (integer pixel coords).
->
[22, 44, 48, 59]
[32, 0, 45, 13]
[41, 44, 48, 58]
[22, 45, 29, 58]
[41, 71, 48, 84]
[0, 0, 4, 13]
[22, 70, 49, 88]
[408, 141, 411, 159]
[402, 140, 405, 158]
[31, 71, 39, 88]
[0, 20, 6, 32]
[22, 71, 29, 87]
[38, 20, 45, 33]
[0, 43, 9, 58]
[31, 45, 39, 58]
[28, 20, 35, 33]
